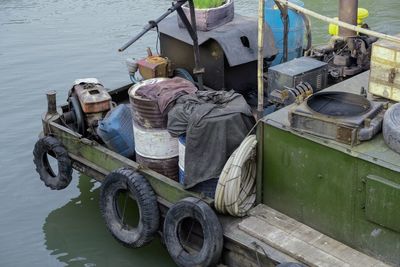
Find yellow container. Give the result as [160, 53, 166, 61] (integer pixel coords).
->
[328, 8, 369, 36]
[369, 35, 400, 102]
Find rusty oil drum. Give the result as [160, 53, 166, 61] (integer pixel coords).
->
[133, 122, 179, 180]
[130, 78, 179, 180]
[136, 154, 179, 181]
[128, 78, 169, 129]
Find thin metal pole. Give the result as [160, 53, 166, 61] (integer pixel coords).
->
[256, 0, 265, 205]
[188, 0, 205, 91]
[257, 0, 265, 120]
[274, 0, 288, 62]
[283, 4, 289, 62]
[118, 0, 187, 52]
[338, 0, 358, 37]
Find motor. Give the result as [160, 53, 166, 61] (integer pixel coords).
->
[63, 78, 112, 136]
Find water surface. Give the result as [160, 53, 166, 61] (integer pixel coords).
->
[0, 0, 399, 266]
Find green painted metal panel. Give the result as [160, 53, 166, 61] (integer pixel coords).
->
[348, 150, 400, 265]
[365, 175, 400, 233]
[47, 120, 212, 206]
[263, 123, 400, 265]
[263, 124, 356, 242]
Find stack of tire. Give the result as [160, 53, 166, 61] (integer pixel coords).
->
[128, 78, 179, 181]
[99, 167, 224, 267]
[383, 103, 400, 154]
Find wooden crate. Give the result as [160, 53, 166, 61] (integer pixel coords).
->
[369, 35, 400, 101]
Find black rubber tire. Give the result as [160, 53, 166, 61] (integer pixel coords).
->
[163, 197, 223, 267]
[383, 103, 400, 154]
[99, 167, 160, 248]
[33, 136, 73, 190]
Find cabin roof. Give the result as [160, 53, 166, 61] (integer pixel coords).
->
[158, 14, 278, 67]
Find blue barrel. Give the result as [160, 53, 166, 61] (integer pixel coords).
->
[178, 135, 218, 198]
[97, 104, 135, 157]
[265, 0, 305, 66]
[178, 135, 186, 184]
[191, 178, 219, 198]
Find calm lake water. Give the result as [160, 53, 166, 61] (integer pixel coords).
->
[0, 0, 399, 266]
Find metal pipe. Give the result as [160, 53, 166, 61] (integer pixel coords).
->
[283, 5, 289, 62]
[257, 0, 265, 120]
[118, 0, 187, 52]
[188, 0, 204, 91]
[47, 90, 57, 115]
[176, 1, 205, 90]
[256, 0, 265, 205]
[274, 0, 289, 63]
[339, 0, 358, 37]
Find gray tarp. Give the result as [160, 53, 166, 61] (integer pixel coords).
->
[159, 14, 278, 67]
[168, 90, 255, 188]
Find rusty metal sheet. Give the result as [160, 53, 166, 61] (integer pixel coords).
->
[136, 154, 179, 182]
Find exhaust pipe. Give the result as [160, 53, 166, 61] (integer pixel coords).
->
[339, 0, 358, 37]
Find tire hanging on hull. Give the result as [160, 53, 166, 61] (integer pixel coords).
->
[383, 103, 400, 154]
[163, 197, 223, 267]
[99, 167, 160, 248]
[33, 136, 73, 190]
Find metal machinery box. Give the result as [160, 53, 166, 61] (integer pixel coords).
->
[262, 72, 400, 265]
[158, 15, 277, 93]
[369, 35, 400, 102]
[289, 91, 384, 145]
[267, 57, 328, 95]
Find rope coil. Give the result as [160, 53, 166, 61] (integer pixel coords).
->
[215, 135, 257, 217]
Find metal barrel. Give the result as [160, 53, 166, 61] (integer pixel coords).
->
[136, 154, 179, 181]
[133, 122, 179, 181]
[133, 123, 179, 159]
[128, 78, 169, 129]
[130, 78, 180, 181]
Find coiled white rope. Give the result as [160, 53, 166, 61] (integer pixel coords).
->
[215, 135, 257, 217]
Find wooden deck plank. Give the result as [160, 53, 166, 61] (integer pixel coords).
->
[240, 205, 390, 267]
[240, 216, 348, 267]
[219, 215, 300, 266]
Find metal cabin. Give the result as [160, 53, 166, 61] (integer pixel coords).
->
[262, 71, 400, 265]
[158, 15, 277, 93]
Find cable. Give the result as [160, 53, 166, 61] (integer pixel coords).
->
[214, 135, 257, 217]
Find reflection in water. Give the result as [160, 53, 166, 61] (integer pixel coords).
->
[43, 176, 176, 267]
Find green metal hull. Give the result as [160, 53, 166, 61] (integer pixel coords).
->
[262, 123, 400, 265]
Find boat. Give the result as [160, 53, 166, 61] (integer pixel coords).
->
[33, 0, 400, 266]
